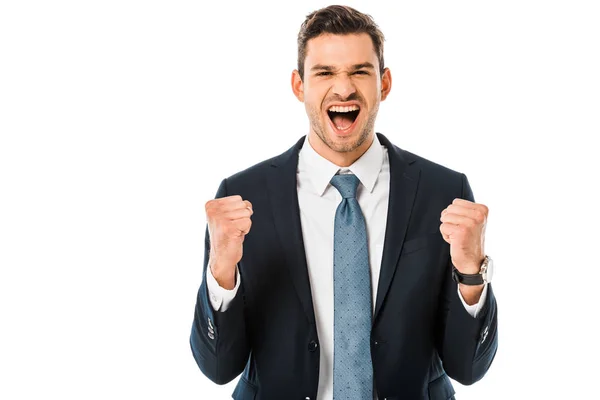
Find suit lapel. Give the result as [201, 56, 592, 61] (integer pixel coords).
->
[373, 133, 421, 322]
[266, 137, 316, 325]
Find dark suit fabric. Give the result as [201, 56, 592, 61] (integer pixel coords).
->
[190, 133, 498, 400]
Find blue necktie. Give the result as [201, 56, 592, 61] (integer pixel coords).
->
[330, 174, 373, 400]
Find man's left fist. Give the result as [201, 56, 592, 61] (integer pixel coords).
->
[439, 198, 488, 274]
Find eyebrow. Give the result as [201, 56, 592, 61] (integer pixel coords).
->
[351, 63, 376, 71]
[310, 62, 376, 72]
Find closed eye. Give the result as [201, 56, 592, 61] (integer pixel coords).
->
[316, 71, 332, 76]
[353, 70, 369, 75]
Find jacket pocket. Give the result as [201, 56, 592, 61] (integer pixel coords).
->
[402, 233, 439, 255]
[428, 373, 455, 400]
[232, 377, 257, 400]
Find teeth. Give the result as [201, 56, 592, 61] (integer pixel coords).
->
[328, 105, 359, 113]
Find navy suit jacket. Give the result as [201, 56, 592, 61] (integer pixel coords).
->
[190, 133, 498, 400]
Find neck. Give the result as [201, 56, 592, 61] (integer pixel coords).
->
[308, 132, 374, 167]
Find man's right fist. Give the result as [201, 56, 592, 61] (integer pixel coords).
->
[205, 195, 253, 289]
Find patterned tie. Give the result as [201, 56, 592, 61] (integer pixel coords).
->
[330, 173, 373, 400]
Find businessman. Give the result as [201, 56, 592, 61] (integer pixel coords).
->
[191, 5, 498, 399]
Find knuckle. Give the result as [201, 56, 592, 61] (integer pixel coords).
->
[205, 209, 215, 220]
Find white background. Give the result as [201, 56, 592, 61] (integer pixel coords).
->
[1, 1, 599, 399]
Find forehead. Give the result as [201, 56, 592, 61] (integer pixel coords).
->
[304, 33, 378, 69]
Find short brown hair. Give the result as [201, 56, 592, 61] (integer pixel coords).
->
[297, 5, 385, 80]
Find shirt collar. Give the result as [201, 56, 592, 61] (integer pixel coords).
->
[298, 134, 384, 196]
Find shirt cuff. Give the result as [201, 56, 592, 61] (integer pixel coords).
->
[457, 283, 488, 318]
[206, 263, 241, 312]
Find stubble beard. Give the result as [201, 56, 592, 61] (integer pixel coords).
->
[308, 103, 379, 153]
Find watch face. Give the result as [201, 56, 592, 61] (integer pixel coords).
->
[483, 257, 494, 283]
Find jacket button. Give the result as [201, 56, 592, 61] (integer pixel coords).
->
[308, 340, 318, 352]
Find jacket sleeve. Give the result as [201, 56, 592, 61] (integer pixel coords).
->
[436, 173, 499, 385]
[189, 178, 251, 385]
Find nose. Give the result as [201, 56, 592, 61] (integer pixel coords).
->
[331, 74, 356, 100]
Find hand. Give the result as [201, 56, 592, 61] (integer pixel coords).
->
[205, 195, 253, 289]
[439, 198, 488, 275]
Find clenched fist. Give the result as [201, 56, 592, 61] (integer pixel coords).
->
[205, 195, 253, 289]
[439, 198, 488, 275]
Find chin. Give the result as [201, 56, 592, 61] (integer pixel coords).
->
[323, 125, 368, 153]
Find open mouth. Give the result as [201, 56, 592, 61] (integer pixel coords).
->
[326, 105, 360, 134]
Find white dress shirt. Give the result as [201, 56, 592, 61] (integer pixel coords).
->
[206, 134, 488, 399]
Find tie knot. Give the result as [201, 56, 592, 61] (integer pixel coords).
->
[330, 174, 360, 199]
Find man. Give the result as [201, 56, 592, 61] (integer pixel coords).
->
[191, 5, 497, 400]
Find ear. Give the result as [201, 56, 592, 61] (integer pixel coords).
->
[380, 67, 392, 101]
[291, 70, 304, 102]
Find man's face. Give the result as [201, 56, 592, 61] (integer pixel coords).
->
[293, 33, 391, 155]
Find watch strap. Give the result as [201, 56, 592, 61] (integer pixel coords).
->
[452, 266, 485, 285]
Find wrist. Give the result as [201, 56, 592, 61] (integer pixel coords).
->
[210, 259, 237, 290]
